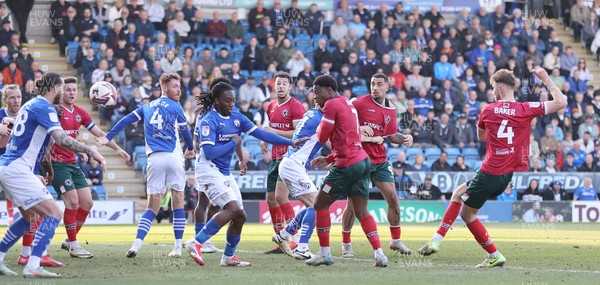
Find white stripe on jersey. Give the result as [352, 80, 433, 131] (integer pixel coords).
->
[322, 117, 334, 124]
[288, 133, 321, 169]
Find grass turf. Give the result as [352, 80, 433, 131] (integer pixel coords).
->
[1, 223, 599, 285]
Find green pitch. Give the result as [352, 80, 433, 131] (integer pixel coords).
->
[1, 223, 599, 285]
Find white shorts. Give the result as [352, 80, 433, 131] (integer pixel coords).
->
[195, 161, 243, 209]
[146, 152, 185, 195]
[278, 157, 317, 198]
[0, 159, 53, 210]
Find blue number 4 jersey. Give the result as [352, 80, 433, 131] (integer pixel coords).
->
[285, 108, 323, 169]
[197, 109, 257, 175]
[0, 97, 63, 172]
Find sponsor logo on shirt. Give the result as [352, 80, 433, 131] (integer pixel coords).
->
[495, 147, 515, 155]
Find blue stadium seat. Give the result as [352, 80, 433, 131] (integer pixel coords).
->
[425, 157, 437, 168]
[424, 147, 442, 159]
[252, 70, 266, 79]
[466, 160, 482, 170]
[135, 155, 147, 170]
[244, 135, 260, 146]
[387, 147, 401, 161]
[351, 85, 368, 95]
[312, 34, 328, 42]
[179, 43, 195, 54]
[240, 69, 250, 78]
[91, 41, 100, 50]
[93, 185, 107, 200]
[244, 32, 256, 43]
[214, 43, 231, 51]
[444, 148, 461, 159]
[133, 146, 146, 162]
[406, 148, 423, 160]
[462, 148, 480, 159]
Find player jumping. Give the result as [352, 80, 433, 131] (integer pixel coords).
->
[97, 73, 196, 258]
[308, 75, 388, 267]
[184, 82, 307, 266]
[340, 73, 413, 257]
[0, 73, 105, 277]
[417, 68, 567, 268]
[272, 101, 324, 260]
[53, 77, 130, 258]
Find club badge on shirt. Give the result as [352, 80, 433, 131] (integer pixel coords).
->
[202, 126, 210, 136]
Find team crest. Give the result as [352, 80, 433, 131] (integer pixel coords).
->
[502, 103, 510, 109]
[224, 180, 231, 187]
[307, 110, 314, 118]
[202, 126, 210, 136]
[385, 116, 391, 124]
[75, 115, 82, 122]
[65, 179, 73, 187]
[234, 119, 240, 127]
[282, 109, 289, 117]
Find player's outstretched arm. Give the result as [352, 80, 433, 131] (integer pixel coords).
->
[96, 112, 141, 146]
[533, 67, 568, 114]
[90, 126, 131, 161]
[249, 127, 293, 146]
[51, 129, 106, 169]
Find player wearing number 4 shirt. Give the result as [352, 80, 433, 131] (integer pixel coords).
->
[52, 77, 130, 259]
[97, 73, 196, 259]
[340, 74, 414, 258]
[418, 69, 568, 268]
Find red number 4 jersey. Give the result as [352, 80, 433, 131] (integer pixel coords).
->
[478, 101, 547, 175]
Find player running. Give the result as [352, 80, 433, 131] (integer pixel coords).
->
[417, 68, 567, 268]
[307, 75, 388, 267]
[261, 72, 305, 254]
[192, 77, 243, 254]
[0, 85, 65, 267]
[340, 73, 413, 257]
[52, 77, 130, 258]
[0, 73, 105, 277]
[97, 73, 195, 258]
[272, 101, 324, 260]
[184, 82, 307, 267]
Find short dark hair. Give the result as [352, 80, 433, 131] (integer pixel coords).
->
[63, 76, 78, 84]
[313, 75, 338, 91]
[274, 71, 292, 83]
[490, 69, 516, 89]
[209, 77, 231, 90]
[35, 72, 63, 95]
[371, 73, 389, 83]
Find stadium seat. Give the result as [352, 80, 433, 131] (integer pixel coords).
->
[444, 148, 461, 160]
[387, 147, 402, 161]
[424, 147, 442, 160]
[93, 185, 107, 200]
[252, 70, 266, 79]
[462, 148, 480, 159]
[244, 32, 256, 43]
[351, 85, 368, 96]
[133, 146, 146, 162]
[135, 155, 147, 170]
[406, 148, 423, 160]
[425, 157, 437, 168]
[214, 43, 231, 51]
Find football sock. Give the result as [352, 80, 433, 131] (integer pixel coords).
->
[280, 202, 296, 224]
[0, 217, 31, 261]
[173, 208, 185, 247]
[64, 208, 78, 243]
[342, 230, 351, 244]
[467, 219, 497, 254]
[223, 233, 241, 258]
[434, 201, 461, 241]
[21, 219, 41, 256]
[359, 215, 381, 250]
[269, 206, 285, 233]
[194, 219, 221, 244]
[282, 209, 306, 239]
[300, 208, 315, 246]
[194, 222, 205, 235]
[390, 225, 401, 241]
[29, 216, 59, 269]
[316, 210, 330, 256]
[75, 207, 90, 234]
[135, 210, 156, 241]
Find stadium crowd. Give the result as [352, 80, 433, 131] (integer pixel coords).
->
[0, 0, 597, 200]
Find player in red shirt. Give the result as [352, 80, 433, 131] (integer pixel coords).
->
[340, 74, 413, 257]
[418, 68, 567, 268]
[260, 72, 305, 254]
[51, 77, 130, 258]
[308, 75, 388, 267]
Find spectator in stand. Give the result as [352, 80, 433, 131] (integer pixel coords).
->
[128, 85, 144, 113]
[131, 59, 149, 86]
[226, 12, 243, 46]
[335, 0, 353, 24]
[290, 77, 309, 103]
[126, 0, 143, 21]
[277, 38, 296, 67]
[571, 58, 593, 82]
[197, 47, 216, 76]
[248, 0, 269, 33]
[124, 115, 146, 163]
[189, 9, 208, 45]
[574, 177, 598, 200]
[571, 0, 590, 42]
[117, 8, 132, 27]
[431, 151, 451, 171]
[87, 158, 103, 186]
[451, 155, 470, 172]
[416, 176, 445, 200]
[234, 150, 257, 171]
[413, 88, 433, 116]
[543, 46, 561, 72]
[569, 141, 588, 168]
[433, 113, 455, 149]
[306, 3, 325, 36]
[521, 179, 542, 201]
[2, 60, 22, 87]
[181, 0, 197, 22]
[568, 70, 587, 93]
[106, 19, 124, 50]
[330, 16, 348, 46]
[91, 59, 109, 84]
[540, 126, 558, 155]
[578, 131, 595, 154]
[110, 58, 130, 87]
[298, 62, 315, 88]
[50, 0, 70, 45]
[256, 151, 272, 171]
[58, 7, 78, 56]
[562, 152, 578, 172]
[544, 157, 558, 173]
[160, 49, 182, 74]
[164, 20, 182, 49]
[256, 17, 274, 46]
[497, 182, 517, 201]
[227, 62, 245, 93]
[241, 37, 264, 72]
[174, 11, 191, 42]
[124, 46, 140, 70]
[412, 153, 429, 172]
[411, 115, 434, 148]
[578, 116, 599, 141]
[213, 48, 233, 72]
[286, 50, 310, 78]
[454, 113, 476, 149]
[78, 8, 99, 42]
[542, 180, 569, 201]
[104, 48, 116, 68]
[0, 19, 12, 48]
[163, 0, 178, 26]
[207, 11, 226, 44]
[81, 49, 99, 89]
[579, 153, 599, 172]
[239, 76, 265, 109]
[119, 75, 137, 103]
[433, 54, 453, 86]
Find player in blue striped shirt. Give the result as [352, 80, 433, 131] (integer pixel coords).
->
[184, 82, 307, 267]
[97, 73, 195, 259]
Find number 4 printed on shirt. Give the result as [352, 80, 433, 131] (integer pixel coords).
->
[497, 119, 514, 144]
[150, 109, 164, 130]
